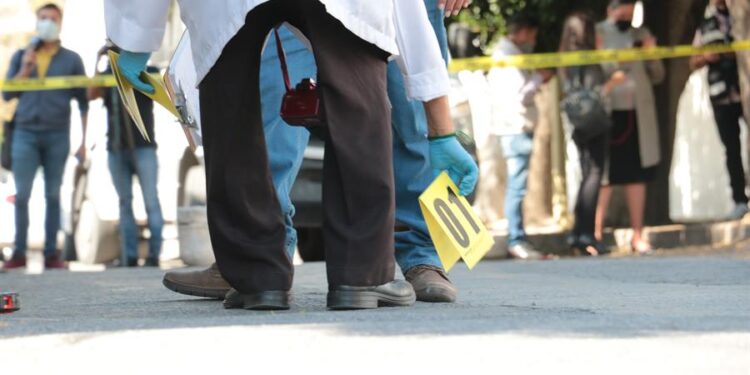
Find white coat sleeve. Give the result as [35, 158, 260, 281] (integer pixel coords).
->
[392, 0, 450, 102]
[104, 0, 171, 53]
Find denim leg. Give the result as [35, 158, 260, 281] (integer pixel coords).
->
[501, 134, 533, 246]
[108, 151, 138, 259]
[39, 129, 69, 257]
[260, 25, 315, 258]
[388, 0, 449, 273]
[10, 129, 41, 257]
[133, 147, 164, 258]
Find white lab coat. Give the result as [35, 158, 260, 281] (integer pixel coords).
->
[105, 0, 448, 101]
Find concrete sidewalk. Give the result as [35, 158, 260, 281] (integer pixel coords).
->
[488, 217, 750, 258]
[1, 247, 749, 374]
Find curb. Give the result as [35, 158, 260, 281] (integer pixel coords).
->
[486, 218, 750, 259]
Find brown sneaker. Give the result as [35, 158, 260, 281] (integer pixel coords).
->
[44, 253, 67, 270]
[404, 265, 457, 303]
[162, 262, 231, 299]
[2, 255, 27, 270]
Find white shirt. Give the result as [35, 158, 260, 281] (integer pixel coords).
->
[486, 38, 543, 136]
[104, 0, 448, 101]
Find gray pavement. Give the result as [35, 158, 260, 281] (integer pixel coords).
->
[1, 247, 749, 374]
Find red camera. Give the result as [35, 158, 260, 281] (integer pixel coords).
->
[281, 78, 323, 127]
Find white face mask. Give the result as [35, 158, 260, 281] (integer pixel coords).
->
[36, 19, 60, 42]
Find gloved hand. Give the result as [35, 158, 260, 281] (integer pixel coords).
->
[429, 134, 479, 196]
[117, 51, 154, 94]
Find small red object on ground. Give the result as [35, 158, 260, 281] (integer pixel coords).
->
[1, 293, 19, 313]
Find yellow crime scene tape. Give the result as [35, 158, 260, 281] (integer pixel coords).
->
[449, 40, 750, 72]
[0, 74, 117, 92]
[0, 40, 748, 91]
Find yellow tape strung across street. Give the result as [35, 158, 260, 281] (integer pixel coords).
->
[0, 74, 117, 92]
[1, 41, 748, 90]
[449, 40, 750, 72]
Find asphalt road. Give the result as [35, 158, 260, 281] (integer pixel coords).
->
[1, 248, 749, 374]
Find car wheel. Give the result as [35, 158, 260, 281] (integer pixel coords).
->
[74, 200, 120, 264]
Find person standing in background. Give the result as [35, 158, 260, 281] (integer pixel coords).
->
[690, 0, 748, 220]
[487, 12, 553, 260]
[595, 0, 665, 255]
[87, 44, 164, 268]
[2, 3, 88, 270]
[559, 11, 627, 256]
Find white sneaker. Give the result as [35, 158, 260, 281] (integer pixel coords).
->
[728, 203, 749, 220]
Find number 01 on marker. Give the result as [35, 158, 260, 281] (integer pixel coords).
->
[419, 172, 495, 272]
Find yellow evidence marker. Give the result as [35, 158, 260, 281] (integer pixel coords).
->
[419, 172, 495, 272]
[108, 50, 180, 142]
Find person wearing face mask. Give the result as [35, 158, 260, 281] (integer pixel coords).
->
[2, 3, 89, 271]
[690, 0, 748, 220]
[594, 0, 665, 255]
[487, 11, 554, 261]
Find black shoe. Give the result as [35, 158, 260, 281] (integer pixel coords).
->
[223, 288, 290, 310]
[125, 257, 138, 267]
[327, 280, 416, 310]
[143, 257, 159, 267]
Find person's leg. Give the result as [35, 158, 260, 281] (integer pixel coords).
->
[290, 2, 396, 289]
[260, 25, 314, 258]
[39, 129, 70, 259]
[199, 3, 292, 295]
[389, 0, 450, 274]
[574, 135, 606, 241]
[9, 129, 41, 261]
[133, 147, 164, 261]
[594, 185, 612, 242]
[162, 25, 315, 298]
[713, 103, 749, 206]
[108, 151, 138, 262]
[501, 134, 533, 246]
[624, 183, 648, 250]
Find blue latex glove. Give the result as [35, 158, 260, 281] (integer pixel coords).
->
[429, 134, 479, 196]
[117, 51, 154, 94]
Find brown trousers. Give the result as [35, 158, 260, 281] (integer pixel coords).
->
[199, 0, 395, 293]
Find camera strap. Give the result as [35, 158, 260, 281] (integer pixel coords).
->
[274, 27, 293, 94]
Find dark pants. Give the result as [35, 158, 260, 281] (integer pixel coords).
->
[713, 103, 748, 204]
[572, 133, 606, 242]
[199, 0, 394, 293]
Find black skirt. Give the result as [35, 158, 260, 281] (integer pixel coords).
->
[606, 110, 657, 185]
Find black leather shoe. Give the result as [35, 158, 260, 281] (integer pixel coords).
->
[327, 280, 416, 310]
[223, 288, 290, 311]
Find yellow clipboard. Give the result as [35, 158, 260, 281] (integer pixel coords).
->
[419, 172, 495, 272]
[108, 51, 180, 142]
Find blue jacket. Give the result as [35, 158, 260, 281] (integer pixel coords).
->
[2, 46, 89, 131]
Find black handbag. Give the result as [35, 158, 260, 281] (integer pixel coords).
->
[1, 116, 14, 171]
[562, 67, 612, 142]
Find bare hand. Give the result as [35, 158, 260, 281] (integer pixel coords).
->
[76, 144, 87, 164]
[609, 70, 627, 86]
[539, 69, 555, 83]
[439, 0, 471, 17]
[21, 48, 36, 71]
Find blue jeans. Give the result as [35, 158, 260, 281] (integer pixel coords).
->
[261, 26, 314, 258]
[262, 3, 448, 271]
[108, 147, 164, 259]
[501, 133, 534, 246]
[11, 128, 69, 257]
[387, 0, 448, 272]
